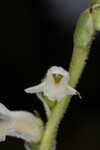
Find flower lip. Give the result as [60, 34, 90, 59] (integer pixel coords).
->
[52, 74, 63, 84]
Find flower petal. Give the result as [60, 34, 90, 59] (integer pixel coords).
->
[24, 82, 45, 94]
[0, 103, 43, 143]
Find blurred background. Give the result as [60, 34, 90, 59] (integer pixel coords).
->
[0, 0, 100, 149]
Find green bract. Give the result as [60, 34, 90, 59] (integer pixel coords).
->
[91, 0, 100, 6]
[92, 6, 100, 30]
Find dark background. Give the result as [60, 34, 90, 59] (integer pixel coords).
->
[0, 0, 100, 150]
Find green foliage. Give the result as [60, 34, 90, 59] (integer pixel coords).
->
[91, 0, 100, 6]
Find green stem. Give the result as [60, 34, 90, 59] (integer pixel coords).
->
[31, 142, 40, 150]
[38, 2, 100, 150]
[91, 0, 100, 6]
[69, 9, 95, 88]
[40, 95, 71, 150]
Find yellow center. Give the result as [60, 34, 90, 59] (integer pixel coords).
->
[52, 74, 63, 84]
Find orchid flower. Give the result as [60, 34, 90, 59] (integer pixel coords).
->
[25, 66, 81, 101]
[0, 103, 43, 150]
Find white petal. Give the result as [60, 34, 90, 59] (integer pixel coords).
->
[66, 86, 77, 95]
[47, 66, 70, 81]
[24, 82, 45, 94]
[11, 111, 43, 142]
[0, 103, 13, 142]
[0, 103, 11, 119]
[0, 103, 43, 143]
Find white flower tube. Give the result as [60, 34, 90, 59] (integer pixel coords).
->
[25, 66, 81, 101]
[0, 103, 43, 144]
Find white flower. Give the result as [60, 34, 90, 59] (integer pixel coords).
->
[25, 66, 81, 101]
[0, 103, 43, 149]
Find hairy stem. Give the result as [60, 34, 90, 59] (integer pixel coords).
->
[37, 2, 100, 150]
[31, 144, 39, 150]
